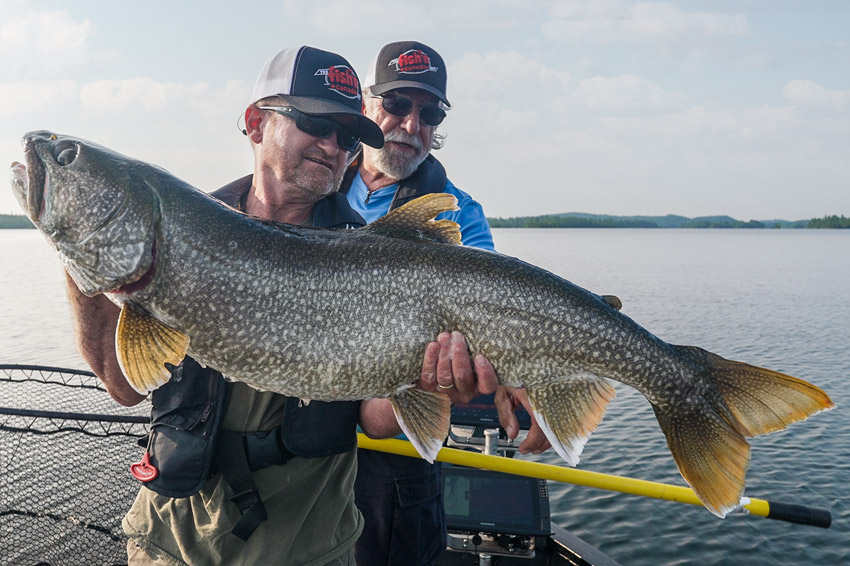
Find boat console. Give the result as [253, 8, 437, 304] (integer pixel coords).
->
[444, 393, 549, 560]
[443, 465, 550, 559]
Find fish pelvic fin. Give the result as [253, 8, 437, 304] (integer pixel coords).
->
[116, 304, 190, 395]
[656, 345, 835, 518]
[364, 193, 461, 245]
[389, 388, 452, 463]
[526, 376, 616, 466]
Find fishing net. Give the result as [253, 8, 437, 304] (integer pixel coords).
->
[0, 365, 150, 566]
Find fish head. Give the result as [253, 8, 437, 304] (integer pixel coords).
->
[10, 131, 160, 296]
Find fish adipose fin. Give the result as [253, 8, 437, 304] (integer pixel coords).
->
[526, 376, 616, 466]
[364, 193, 461, 245]
[656, 345, 835, 518]
[116, 304, 190, 395]
[389, 387, 452, 463]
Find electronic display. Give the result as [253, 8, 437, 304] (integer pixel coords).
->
[450, 392, 532, 429]
[443, 465, 550, 536]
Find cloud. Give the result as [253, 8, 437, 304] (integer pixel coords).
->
[573, 74, 688, 110]
[783, 79, 848, 109]
[0, 80, 79, 117]
[0, 2, 94, 77]
[282, 0, 434, 37]
[543, 0, 748, 44]
[79, 78, 213, 113]
[451, 51, 573, 100]
[451, 51, 686, 113]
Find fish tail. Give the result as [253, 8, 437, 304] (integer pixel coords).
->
[526, 376, 617, 466]
[655, 345, 835, 518]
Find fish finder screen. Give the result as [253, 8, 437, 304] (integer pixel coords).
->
[443, 466, 550, 536]
[450, 392, 532, 429]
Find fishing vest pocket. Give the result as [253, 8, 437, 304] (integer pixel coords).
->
[142, 357, 226, 498]
[281, 397, 360, 457]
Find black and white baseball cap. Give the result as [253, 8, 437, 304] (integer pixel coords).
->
[250, 45, 384, 148]
[364, 41, 450, 107]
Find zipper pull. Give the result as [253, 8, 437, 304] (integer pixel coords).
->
[199, 402, 213, 424]
[130, 452, 159, 482]
[364, 190, 371, 204]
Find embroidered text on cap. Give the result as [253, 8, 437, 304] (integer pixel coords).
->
[315, 65, 361, 100]
[389, 50, 439, 75]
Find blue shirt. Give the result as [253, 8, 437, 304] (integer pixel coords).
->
[345, 171, 495, 251]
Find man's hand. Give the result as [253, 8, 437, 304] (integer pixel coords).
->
[494, 386, 552, 455]
[418, 331, 498, 403]
[65, 271, 146, 406]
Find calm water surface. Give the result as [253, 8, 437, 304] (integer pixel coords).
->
[1, 228, 848, 565]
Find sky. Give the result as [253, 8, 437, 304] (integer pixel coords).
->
[2, 0, 848, 220]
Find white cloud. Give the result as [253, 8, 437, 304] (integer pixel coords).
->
[783, 79, 848, 109]
[451, 51, 573, 100]
[282, 0, 434, 37]
[599, 104, 796, 140]
[79, 78, 212, 112]
[0, 2, 94, 77]
[543, 0, 747, 43]
[451, 52, 686, 113]
[573, 74, 688, 110]
[0, 80, 79, 117]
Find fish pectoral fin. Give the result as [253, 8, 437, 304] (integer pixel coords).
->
[115, 304, 190, 395]
[526, 376, 616, 467]
[389, 388, 452, 463]
[364, 193, 461, 245]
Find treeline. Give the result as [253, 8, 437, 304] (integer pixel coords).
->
[488, 216, 658, 228]
[0, 214, 34, 228]
[808, 215, 850, 229]
[680, 219, 765, 229]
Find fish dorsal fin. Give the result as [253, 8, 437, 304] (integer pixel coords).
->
[115, 304, 190, 395]
[364, 193, 461, 245]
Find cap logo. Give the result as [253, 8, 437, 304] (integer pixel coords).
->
[314, 65, 361, 100]
[388, 50, 438, 75]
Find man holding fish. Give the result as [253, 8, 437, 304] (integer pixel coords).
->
[14, 41, 830, 566]
[62, 45, 500, 565]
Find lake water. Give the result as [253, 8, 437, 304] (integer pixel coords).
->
[1, 228, 848, 565]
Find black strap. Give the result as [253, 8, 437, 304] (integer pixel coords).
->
[215, 430, 269, 541]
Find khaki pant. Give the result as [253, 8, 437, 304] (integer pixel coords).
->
[128, 538, 356, 566]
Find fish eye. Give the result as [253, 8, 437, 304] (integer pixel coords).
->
[53, 141, 78, 166]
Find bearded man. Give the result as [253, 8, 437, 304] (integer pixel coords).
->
[340, 41, 550, 566]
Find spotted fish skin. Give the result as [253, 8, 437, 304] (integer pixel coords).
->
[11, 131, 834, 518]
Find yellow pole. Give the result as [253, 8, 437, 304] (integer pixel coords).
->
[356, 434, 822, 526]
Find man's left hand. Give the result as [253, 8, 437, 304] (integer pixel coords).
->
[418, 331, 498, 403]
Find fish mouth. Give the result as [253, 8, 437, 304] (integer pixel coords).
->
[10, 137, 47, 221]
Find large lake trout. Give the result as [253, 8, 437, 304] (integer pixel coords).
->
[11, 131, 833, 518]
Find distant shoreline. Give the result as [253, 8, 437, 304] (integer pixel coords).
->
[487, 213, 849, 229]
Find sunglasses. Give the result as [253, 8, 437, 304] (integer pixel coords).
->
[372, 94, 446, 126]
[257, 106, 361, 152]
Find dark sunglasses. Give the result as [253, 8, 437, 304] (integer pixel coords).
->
[372, 94, 446, 126]
[257, 106, 361, 152]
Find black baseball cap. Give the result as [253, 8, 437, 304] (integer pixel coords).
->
[250, 46, 384, 148]
[364, 41, 450, 107]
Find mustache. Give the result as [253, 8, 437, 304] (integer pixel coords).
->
[384, 131, 423, 150]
